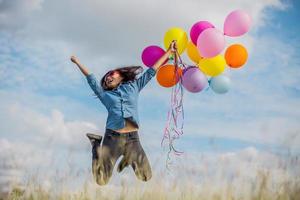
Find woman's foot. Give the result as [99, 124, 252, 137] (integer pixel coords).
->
[86, 133, 102, 160]
[86, 133, 102, 146]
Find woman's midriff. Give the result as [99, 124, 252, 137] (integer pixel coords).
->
[113, 118, 139, 133]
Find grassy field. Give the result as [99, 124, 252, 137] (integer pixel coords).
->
[2, 152, 300, 200]
[3, 174, 300, 200]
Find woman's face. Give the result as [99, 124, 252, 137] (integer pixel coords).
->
[104, 71, 123, 89]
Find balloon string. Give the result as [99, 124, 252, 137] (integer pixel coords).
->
[161, 48, 185, 170]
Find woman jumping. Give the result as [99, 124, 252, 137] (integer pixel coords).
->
[71, 41, 177, 185]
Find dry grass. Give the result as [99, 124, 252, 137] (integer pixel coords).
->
[2, 165, 300, 200]
[1, 147, 300, 200]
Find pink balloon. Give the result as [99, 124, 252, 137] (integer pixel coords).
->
[182, 66, 208, 93]
[190, 21, 214, 46]
[197, 28, 225, 58]
[141, 45, 166, 67]
[224, 10, 251, 37]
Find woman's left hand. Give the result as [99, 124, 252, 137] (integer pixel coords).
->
[169, 40, 177, 53]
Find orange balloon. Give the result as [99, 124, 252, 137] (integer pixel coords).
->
[225, 44, 248, 68]
[156, 64, 183, 87]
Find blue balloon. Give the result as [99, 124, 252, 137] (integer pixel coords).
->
[209, 75, 231, 94]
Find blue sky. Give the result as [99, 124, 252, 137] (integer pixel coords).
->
[0, 0, 299, 193]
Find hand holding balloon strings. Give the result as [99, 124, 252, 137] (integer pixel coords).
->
[170, 40, 178, 53]
[167, 40, 178, 62]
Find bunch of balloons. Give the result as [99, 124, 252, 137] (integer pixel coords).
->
[141, 9, 251, 94]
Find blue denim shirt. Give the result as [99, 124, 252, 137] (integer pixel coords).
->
[86, 67, 156, 130]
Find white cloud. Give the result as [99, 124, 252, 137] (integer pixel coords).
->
[0, 100, 102, 147]
[1, 0, 286, 61]
[0, 98, 103, 193]
[0, 138, 53, 193]
[0, 0, 292, 98]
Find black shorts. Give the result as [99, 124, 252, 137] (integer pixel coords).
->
[92, 128, 152, 185]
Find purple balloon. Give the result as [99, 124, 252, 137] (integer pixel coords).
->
[190, 21, 214, 45]
[224, 10, 251, 37]
[141, 45, 166, 67]
[182, 66, 208, 93]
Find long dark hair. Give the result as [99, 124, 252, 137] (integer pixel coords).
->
[100, 66, 144, 90]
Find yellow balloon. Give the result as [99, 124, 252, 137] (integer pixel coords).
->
[164, 27, 188, 55]
[198, 55, 226, 76]
[186, 41, 202, 63]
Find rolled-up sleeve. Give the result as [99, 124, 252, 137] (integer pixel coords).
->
[86, 73, 104, 99]
[135, 67, 156, 92]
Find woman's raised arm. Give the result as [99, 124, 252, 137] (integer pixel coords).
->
[152, 41, 177, 71]
[71, 55, 105, 99]
[71, 56, 90, 76]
